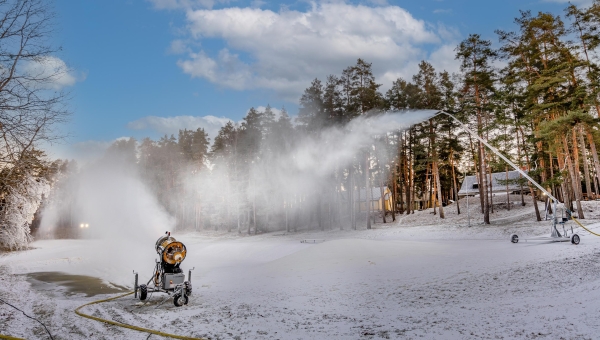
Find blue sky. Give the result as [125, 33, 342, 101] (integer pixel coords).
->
[48, 0, 588, 161]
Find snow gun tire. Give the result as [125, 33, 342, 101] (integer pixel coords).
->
[571, 234, 580, 245]
[139, 284, 148, 301]
[511, 234, 519, 243]
[173, 293, 188, 307]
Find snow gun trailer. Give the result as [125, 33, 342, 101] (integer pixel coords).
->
[510, 210, 580, 245]
[509, 199, 581, 245]
[435, 111, 581, 245]
[133, 231, 193, 307]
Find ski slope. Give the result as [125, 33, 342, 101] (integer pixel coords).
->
[1, 206, 600, 339]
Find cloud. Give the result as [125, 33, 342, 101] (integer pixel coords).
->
[429, 44, 461, 75]
[148, 0, 231, 10]
[22, 56, 81, 90]
[436, 23, 460, 41]
[367, 0, 388, 5]
[542, 0, 593, 5]
[127, 115, 232, 140]
[177, 49, 252, 90]
[171, 2, 449, 100]
[250, 0, 266, 8]
[168, 39, 190, 54]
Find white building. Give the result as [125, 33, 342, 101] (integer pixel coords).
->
[458, 170, 529, 196]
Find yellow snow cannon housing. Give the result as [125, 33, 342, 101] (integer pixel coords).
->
[155, 234, 187, 265]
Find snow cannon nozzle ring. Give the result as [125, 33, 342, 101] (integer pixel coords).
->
[155, 233, 187, 266]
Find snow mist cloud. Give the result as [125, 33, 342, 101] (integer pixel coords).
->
[39, 145, 174, 277]
[177, 109, 439, 233]
[39, 109, 438, 255]
[291, 110, 438, 176]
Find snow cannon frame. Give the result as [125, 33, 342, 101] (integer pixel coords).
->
[134, 231, 193, 307]
[436, 111, 582, 245]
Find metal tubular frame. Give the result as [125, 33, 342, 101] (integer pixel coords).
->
[435, 111, 574, 240]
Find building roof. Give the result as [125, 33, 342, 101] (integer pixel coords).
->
[458, 170, 529, 196]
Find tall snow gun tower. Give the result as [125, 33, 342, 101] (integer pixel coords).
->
[435, 111, 597, 244]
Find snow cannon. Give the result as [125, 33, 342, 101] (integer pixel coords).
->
[155, 232, 187, 268]
[134, 232, 193, 307]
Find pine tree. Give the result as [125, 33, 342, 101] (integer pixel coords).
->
[298, 79, 325, 132]
[456, 34, 497, 224]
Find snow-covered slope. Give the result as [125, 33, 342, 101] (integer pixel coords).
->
[1, 202, 600, 339]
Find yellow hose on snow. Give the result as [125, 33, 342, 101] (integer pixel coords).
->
[571, 217, 600, 237]
[0, 335, 25, 340]
[74, 291, 205, 340]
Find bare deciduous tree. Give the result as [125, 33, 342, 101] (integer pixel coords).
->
[0, 0, 70, 249]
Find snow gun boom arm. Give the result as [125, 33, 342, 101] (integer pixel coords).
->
[435, 111, 560, 206]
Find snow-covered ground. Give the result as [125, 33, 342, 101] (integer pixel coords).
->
[2, 199, 600, 339]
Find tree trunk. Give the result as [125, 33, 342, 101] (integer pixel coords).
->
[433, 161, 445, 218]
[563, 136, 585, 218]
[410, 131, 415, 214]
[450, 150, 460, 214]
[572, 127, 585, 204]
[252, 194, 257, 234]
[350, 166, 355, 230]
[391, 165, 397, 221]
[429, 119, 444, 218]
[468, 135, 485, 213]
[405, 130, 412, 215]
[478, 140, 490, 224]
[329, 186, 333, 230]
[556, 146, 572, 208]
[506, 166, 510, 211]
[488, 165, 494, 214]
[519, 129, 542, 221]
[285, 199, 289, 232]
[549, 152, 556, 201]
[246, 208, 251, 235]
[578, 125, 592, 200]
[317, 191, 323, 231]
[338, 185, 343, 230]
[586, 130, 600, 199]
[366, 150, 372, 229]
[357, 173, 361, 215]
[427, 163, 433, 212]
[380, 181, 387, 223]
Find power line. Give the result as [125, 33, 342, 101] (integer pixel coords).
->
[0, 297, 54, 340]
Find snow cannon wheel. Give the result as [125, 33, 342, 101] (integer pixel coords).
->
[173, 293, 188, 307]
[139, 284, 148, 301]
[511, 234, 519, 244]
[571, 234, 580, 245]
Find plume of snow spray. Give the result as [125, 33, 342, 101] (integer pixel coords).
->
[181, 109, 439, 232]
[291, 110, 439, 175]
[39, 145, 174, 283]
[35, 109, 438, 281]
